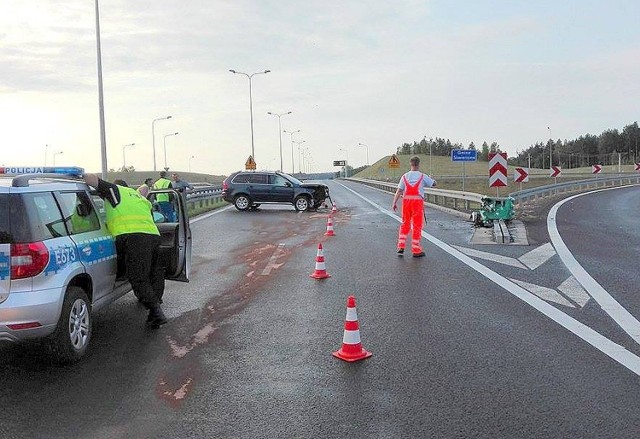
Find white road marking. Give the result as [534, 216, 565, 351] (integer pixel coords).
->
[453, 245, 528, 270]
[189, 205, 233, 224]
[338, 181, 640, 377]
[548, 187, 640, 345]
[261, 244, 286, 276]
[509, 279, 575, 308]
[518, 243, 556, 270]
[558, 276, 591, 308]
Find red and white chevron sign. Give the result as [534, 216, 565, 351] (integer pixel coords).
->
[550, 166, 561, 178]
[488, 152, 508, 187]
[635, 163, 640, 171]
[514, 167, 529, 183]
[592, 164, 602, 174]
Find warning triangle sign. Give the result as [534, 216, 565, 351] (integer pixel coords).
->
[245, 155, 256, 170]
[388, 154, 400, 168]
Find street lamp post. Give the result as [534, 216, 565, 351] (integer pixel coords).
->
[229, 69, 271, 160]
[548, 126, 552, 168]
[293, 140, 306, 175]
[53, 151, 64, 166]
[283, 129, 300, 174]
[357, 142, 369, 166]
[267, 111, 291, 172]
[94, 0, 108, 178]
[189, 155, 195, 173]
[339, 147, 349, 177]
[44, 144, 48, 166]
[163, 132, 179, 170]
[122, 143, 135, 169]
[152, 115, 172, 171]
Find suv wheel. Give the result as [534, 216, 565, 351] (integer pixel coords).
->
[49, 286, 92, 363]
[234, 194, 251, 211]
[294, 195, 310, 211]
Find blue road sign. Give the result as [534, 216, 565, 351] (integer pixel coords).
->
[451, 149, 478, 162]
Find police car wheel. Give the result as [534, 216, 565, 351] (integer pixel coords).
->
[234, 194, 251, 211]
[49, 286, 92, 363]
[294, 195, 310, 211]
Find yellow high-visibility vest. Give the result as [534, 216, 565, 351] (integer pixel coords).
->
[153, 178, 171, 202]
[105, 186, 160, 237]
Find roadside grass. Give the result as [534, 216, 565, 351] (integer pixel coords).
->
[188, 200, 229, 218]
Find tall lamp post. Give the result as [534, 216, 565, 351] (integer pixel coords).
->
[229, 69, 271, 161]
[152, 115, 172, 171]
[283, 129, 300, 174]
[357, 142, 369, 166]
[94, 0, 108, 178]
[339, 147, 349, 177]
[548, 126, 552, 168]
[189, 155, 195, 172]
[53, 151, 64, 166]
[122, 143, 135, 169]
[267, 111, 291, 172]
[44, 144, 49, 166]
[163, 132, 179, 170]
[293, 140, 306, 175]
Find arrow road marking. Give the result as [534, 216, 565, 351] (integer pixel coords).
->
[509, 279, 575, 308]
[548, 186, 640, 345]
[518, 243, 556, 270]
[558, 276, 591, 308]
[453, 245, 528, 269]
[339, 181, 640, 377]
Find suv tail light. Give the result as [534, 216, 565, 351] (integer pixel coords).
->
[222, 179, 228, 191]
[11, 242, 49, 280]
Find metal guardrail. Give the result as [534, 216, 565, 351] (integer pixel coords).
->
[346, 177, 483, 212]
[348, 174, 640, 214]
[509, 175, 640, 205]
[184, 185, 224, 212]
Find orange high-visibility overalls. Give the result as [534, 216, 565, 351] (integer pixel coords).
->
[397, 174, 424, 255]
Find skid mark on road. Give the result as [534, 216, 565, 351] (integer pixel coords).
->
[156, 209, 352, 406]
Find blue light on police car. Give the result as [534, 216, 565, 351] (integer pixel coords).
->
[0, 166, 84, 176]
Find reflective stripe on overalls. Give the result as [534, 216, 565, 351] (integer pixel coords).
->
[397, 174, 424, 254]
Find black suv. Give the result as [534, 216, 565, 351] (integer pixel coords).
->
[222, 171, 331, 211]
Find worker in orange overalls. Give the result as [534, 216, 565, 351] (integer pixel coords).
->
[391, 156, 437, 257]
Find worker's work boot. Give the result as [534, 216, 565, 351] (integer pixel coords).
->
[147, 305, 168, 328]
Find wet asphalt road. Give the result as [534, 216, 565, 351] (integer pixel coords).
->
[1, 181, 640, 438]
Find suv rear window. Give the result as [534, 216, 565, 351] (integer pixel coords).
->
[0, 193, 65, 243]
[232, 173, 268, 184]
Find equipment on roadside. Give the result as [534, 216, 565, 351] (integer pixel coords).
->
[472, 196, 515, 228]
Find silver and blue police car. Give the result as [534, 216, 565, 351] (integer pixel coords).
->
[0, 167, 191, 363]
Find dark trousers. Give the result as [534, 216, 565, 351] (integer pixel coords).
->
[116, 233, 165, 308]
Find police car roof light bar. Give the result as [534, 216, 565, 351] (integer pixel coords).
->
[1, 166, 86, 188]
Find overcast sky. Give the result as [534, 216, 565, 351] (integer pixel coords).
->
[1, 0, 638, 176]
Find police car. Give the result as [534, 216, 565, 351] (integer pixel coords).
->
[0, 167, 191, 362]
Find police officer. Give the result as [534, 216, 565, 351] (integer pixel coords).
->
[391, 156, 437, 257]
[83, 174, 167, 328]
[153, 171, 174, 222]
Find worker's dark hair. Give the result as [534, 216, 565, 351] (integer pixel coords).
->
[144, 178, 154, 185]
[410, 156, 420, 166]
[159, 171, 167, 178]
[113, 179, 128, 187]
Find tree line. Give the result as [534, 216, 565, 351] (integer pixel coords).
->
[395, 122, 640, 169]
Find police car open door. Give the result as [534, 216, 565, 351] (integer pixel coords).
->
[148, 189, 191, 282]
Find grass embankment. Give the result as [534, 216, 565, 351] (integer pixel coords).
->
[353, 154, 635, 196]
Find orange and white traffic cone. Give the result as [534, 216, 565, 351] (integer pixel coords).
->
[310, 243, 331, 279]
[324, 215, 336, 236]
[331, 202, 337, 215]
[333, 296, 372, 362]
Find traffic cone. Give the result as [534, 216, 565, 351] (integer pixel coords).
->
[333, 296, 372, 362]
[310, 243, 331, 279]
[324, 215, 336, 236]
[331, 203, 337, 215]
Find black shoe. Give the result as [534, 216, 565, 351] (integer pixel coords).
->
[412, 251, 426, 258]
[397, 248, 404, 255]
[147, 306, 168, 328]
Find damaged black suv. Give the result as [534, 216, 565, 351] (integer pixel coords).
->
[222, 171, 331, 211]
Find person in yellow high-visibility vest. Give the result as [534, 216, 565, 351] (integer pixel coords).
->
[83, 174, 167, 328]
[153, 171, 174, 222]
